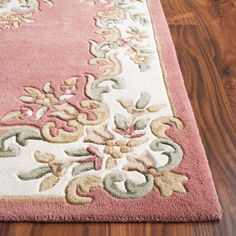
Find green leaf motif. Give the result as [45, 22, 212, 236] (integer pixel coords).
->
[139, 64, 150, 72]
[0, 126, 42, 158]
[134, 118, 149, 130]
[104, 171, 154, 199]
[130, 14, 149, 26]
[85, 74, 124, 101]
[17, 166, 51, 180]
[140, 49, 153, 54]
[65, 148, 90, 157]
[114, 114, 128, 131]
[150, 138, 183, 172]
[135, 92, 151, 109]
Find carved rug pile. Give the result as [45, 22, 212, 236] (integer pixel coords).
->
[0, 0, 221, 222]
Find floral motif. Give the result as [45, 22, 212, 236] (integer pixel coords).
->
[131, 51, 152, 71]
[17, 151, 68, 192]
[1, 77, 109, 144]
[0, 0, 53, 30]
[1, 83, 187, 204]
[91, 0, 153, 72]
[20, 84, 58, 120]
[126, 27, 148, 41]
[154, 171, 188, 197]
[3, 78, 79, 121]
[4, 79, 70, 122]
[114, 92, 162, 138]
[104, 138, 147, 159]
[18, 146, 104, 192]
[12, 89, 187, 204]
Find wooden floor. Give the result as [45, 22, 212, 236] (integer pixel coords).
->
[1, 0, 236, 235]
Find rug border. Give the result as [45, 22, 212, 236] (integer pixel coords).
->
[0, 0, 222, 222]
[147, 0, 222, 221]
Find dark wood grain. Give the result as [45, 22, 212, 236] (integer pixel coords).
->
[0, 0, 235, 235]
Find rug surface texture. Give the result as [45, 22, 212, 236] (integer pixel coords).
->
[0, 0, 221, 222]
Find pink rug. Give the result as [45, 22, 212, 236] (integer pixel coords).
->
[0, 0, 221, 222]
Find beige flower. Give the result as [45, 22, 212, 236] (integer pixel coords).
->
[154, 171, 188, 197]
[104, 140, 131, 159]
[19, 82, 58, 120]
[132, 53, 152, 65]
[104, 138, 146, 159]
[33, 150, 69, 192]
[126, 28, 147, 42]
[35, 151, 69, 177]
